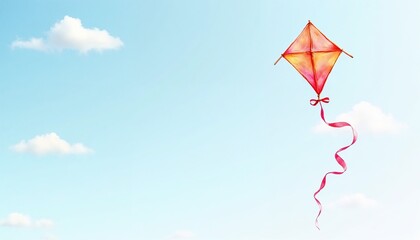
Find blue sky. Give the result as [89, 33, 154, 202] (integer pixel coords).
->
[0, 0, 419, 240]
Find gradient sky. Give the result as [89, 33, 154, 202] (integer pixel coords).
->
[0, 0, 419, 240]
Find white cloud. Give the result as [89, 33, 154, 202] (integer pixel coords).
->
[170, 230, 195, 239]
[0, 213, 31, 227]
[314, 101, 405, 134]
[0, 213, 53, 228]
[11, 38, 46, 51]
[333, 193, 378, 209]
[11, 132, 93, 155]
[12, 16, 123, 53]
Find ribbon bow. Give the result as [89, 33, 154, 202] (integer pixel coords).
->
[310, 97, 330, 106]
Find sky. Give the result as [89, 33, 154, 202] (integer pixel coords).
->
[0, 0, 419, 240]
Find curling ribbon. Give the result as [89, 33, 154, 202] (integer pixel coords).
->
[310, 98, 358, 230]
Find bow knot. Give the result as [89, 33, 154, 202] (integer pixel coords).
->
[310, 97, 330, 106]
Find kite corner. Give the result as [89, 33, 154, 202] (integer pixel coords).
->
[274, 54, 283, 65]
[342, 49, 354, 58]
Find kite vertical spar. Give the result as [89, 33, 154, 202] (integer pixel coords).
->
[274, 20, 358, 229]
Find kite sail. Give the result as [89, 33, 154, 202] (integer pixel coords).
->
[274, 20, 358, 229]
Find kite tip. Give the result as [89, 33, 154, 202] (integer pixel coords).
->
[342, 49, 354, 58]
[308, 19, 311, 23]
[274, 55, 283, 65]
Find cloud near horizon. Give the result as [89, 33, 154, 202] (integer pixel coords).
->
[11, 132, 93, 155]
[12, 16, 123, 53]
[314, 101, 405, 134]
[0, 213, 54, 228]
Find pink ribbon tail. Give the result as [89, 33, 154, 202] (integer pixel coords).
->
[312, 101, 358, 230]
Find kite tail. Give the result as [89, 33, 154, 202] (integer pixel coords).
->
[311, 100, 358, 230]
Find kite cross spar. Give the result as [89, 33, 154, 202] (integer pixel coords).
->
[274, 20, 358, 230]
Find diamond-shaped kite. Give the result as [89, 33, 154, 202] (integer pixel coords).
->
[275, 20, 353, 96]
[274, 21, 357, 230]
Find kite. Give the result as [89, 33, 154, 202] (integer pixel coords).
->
[274, 20, 358, 229]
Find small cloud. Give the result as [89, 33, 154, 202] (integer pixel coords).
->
[0, 213, 31, 227]
[0, 213, 54, 228]
[11, 132, 93, 155]
[333, 193, 378, 209]
[12, 15, 123, 53]
[169, 230, 195, 239]
[11, 38, 46, 51]
[314, 101, 405, 134]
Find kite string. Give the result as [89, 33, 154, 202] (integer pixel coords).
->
[311, 100, 358, 230]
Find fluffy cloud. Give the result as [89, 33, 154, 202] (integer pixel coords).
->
[11, 16, 123, 53]
[11, 38, 46, 51]
[314, 101, 405, 134]
[11, 132, 93, 155]
[0, 213, 53, 228]
[170, 230, 195, 239]
[333, 193, 378, 209]
[0, 213, 31, 227]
